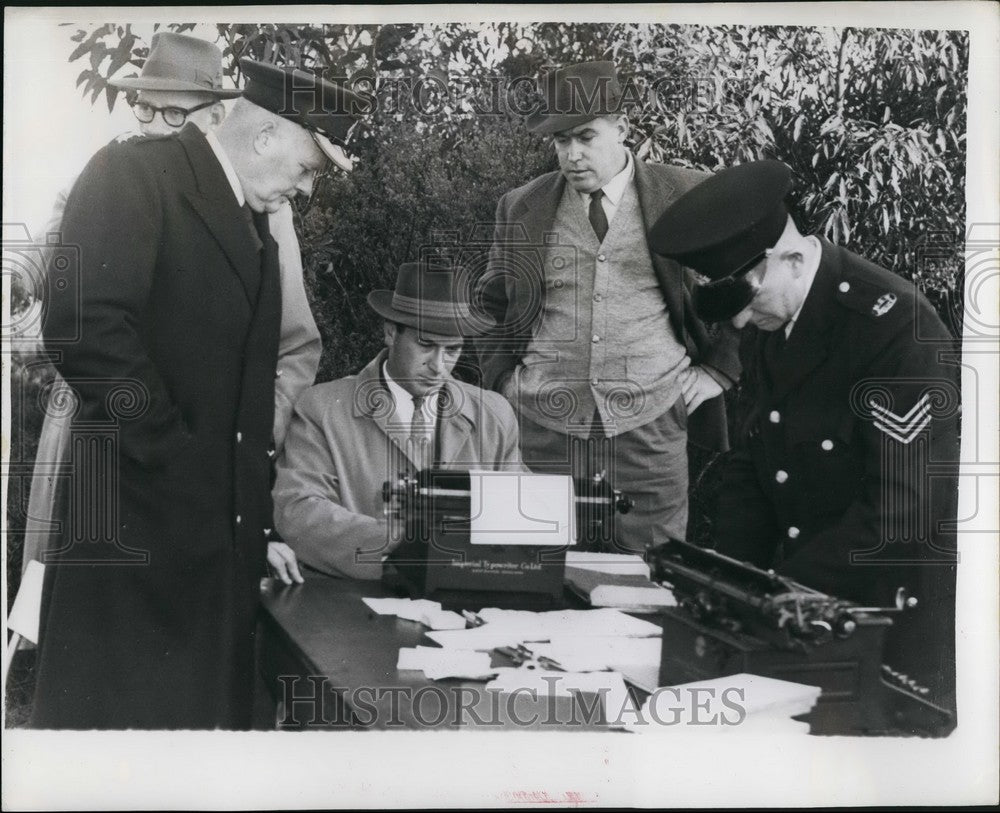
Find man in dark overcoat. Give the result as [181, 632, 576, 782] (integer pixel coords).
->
[32, 60, 366, 729]
[650, 160, 960, 722]
[476, 61, 740, 553]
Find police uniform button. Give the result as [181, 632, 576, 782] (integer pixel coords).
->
[592, 334, 600, 343]
[591, 378, 599, 386]
[775, 470, 789, 483]
[236, 431, 243, 443]
[821, 439, 834, 451]
[276, 369, 283, 378]
[236, 515, 242, 525]
[787, 526, 800, 539]
[597, 254, 607, 262]
[838, 281, 851, 293]
[769, 410, 781, 423]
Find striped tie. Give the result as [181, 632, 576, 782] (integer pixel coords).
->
[410, 394, 433, 471]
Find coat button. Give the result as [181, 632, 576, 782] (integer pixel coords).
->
[838, 281, 851, 293]
[769, 410, 781, 423]
[236, 515, 242, 525]
[787, 526, 800, 539]
[592, 335, 600, 343]
[597, 254, 607, 262]
[591, 377, 599, 386]
[276, 369, 283, 378]
[775, 470, 789, 483]
[593, 293, 602, 302]
[821, 439, 834, 451]
[236, 431, 242, 443]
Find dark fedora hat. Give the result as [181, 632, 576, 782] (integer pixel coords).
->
[239, 58, 370, 173]
[526, 61, 625, 134]
[110, 32, 241, 98]
[367, 262, 495, 337]
[649, 160, 795, 322]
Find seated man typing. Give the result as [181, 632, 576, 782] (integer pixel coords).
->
[273, 262, 525, 579]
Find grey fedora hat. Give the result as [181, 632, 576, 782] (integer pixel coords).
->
[110, 32, 241, 98]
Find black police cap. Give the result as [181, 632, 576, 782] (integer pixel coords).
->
[648, 160, 794, 321]
[239, 58, 368, 172]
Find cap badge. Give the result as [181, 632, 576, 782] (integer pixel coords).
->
[872, 292, 897, 316]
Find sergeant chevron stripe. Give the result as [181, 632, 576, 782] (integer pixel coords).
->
[869, 393, 932, 444]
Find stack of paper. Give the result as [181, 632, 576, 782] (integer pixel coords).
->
[564, 550, 650, 575]
[562, 550, 675, 612]
[362, 597, 466, 630]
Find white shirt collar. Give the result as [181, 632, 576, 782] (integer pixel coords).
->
[205, 131, 244, 207]
[382, 361, 439, 427]
[577, 149, 633, 207]
[785, 239, 822, 338]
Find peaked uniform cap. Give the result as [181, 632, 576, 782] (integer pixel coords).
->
[239, 57, 370, 172]
[649, 160, 795, 321]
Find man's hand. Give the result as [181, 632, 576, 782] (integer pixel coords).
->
[267, 541, 304, 585]
[680, 365, 724, 414]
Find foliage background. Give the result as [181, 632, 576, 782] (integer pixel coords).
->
[5, 21, 968, 722]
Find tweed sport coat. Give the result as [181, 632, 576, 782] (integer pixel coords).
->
[34, 124, 281, 729]
[475, 159, 741, 452]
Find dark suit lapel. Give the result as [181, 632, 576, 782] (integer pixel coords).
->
[768, 242, 841, 404]
[177, 125, 261, 304]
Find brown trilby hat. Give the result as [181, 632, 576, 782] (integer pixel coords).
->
[110, 32, 240, 98]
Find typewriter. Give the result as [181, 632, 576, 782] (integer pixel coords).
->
[649, 539, 954, 737]
[382, 468, 633, 610]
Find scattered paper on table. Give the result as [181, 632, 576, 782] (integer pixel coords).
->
[361, 597, 466, 630]
[486, 669, 632, 727]
[476, 606, 661, 638]
[397, 646, 498, 680]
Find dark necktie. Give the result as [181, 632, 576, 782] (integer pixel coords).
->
[588, 189, 609, 242]
[410, 394, 433, 471]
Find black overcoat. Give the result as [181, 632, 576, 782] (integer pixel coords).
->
[714, 239, 960, 712]
[33, 124, 281, 729]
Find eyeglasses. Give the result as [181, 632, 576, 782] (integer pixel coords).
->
[129, 99, 217, 128]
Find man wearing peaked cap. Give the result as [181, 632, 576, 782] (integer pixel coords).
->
[274, 262, 525, 581]
[239, 57, 367, 174]
[476, 59, 740, 554]
[25, 33, 321, 591]
[651, 160, 960, 726]
[33, 52, 366, 729]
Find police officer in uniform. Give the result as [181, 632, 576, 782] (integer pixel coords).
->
[649, 160, 960, 723]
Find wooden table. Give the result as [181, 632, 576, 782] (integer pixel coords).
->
[257, 573, 635, 731]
